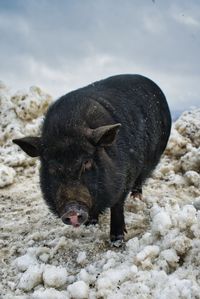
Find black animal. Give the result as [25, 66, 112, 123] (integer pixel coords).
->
[13, 74, 171, 244]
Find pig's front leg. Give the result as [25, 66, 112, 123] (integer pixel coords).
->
[85, 209, 99, 226]
[110, 199, 126, 246]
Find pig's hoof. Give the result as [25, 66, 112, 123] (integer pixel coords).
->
[110, 239, 124, 248]
[110, 235, 124, 247]
[130, 190, 143, 200]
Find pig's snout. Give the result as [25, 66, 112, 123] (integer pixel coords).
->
[61, 203, 89, 227]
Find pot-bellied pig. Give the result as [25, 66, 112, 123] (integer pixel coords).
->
[13, 74, 171, 244]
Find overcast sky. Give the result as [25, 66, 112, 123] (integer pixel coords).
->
[0, 0, 200, 116]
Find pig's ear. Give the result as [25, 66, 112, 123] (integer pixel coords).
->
[90, 123, 121, 146]
[13, 137, 42, 157]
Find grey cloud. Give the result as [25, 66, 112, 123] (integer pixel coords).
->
[0, 0, 199, 113]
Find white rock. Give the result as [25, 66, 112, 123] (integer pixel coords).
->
[0, 83, 52, 180]
[76, 251, 87, 265]
[161, 249, 179, 266]
[0, 164, 16, 187]
[38, 253, 49, 263]
[78, 269, 90, 283]
[67, 281, 89, 299]
[11, 86, 52, 120]
[184, 170, 200, 187]
[173, 235, 192, 255]
[175, 109, 200, 147]
[166, 172, 187, 186]
[193, 197, 200, 210]
[130, 265, 138, 274]
[181, 147, 200, 172]
[15, 253, 38, 272]
[32, 288, 69, 299]
[97, 266, 131, 290]
[136, 245, 160, 262]
[176, 205, 197, 230]
[166, 127, 189, 157]
[43, 265, 68, 288]
[25, 117, 43, 136]
[18, 264, 44, 291]
[191, 212, 200, 238]
[151, 210, 172, 235]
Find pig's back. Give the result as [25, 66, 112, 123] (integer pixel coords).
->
[90, 74, 171, 152]
[46, 74, 171, 163]
[88, 74, 171, 175]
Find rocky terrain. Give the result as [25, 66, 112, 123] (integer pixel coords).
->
[0, 82, 200, 299]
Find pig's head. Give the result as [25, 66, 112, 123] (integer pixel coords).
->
[13, 123, 121, 227]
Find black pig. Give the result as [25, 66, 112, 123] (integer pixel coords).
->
[13, 74, 171, 244]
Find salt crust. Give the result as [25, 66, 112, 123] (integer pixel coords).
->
[67, 280, 89, 299]
[76, 251, 87, 265]
[43, 265, 68, 288]
[0, 82, 52, 186]
[31, 288, 69, 299]
[0, 164, 16, 187]
[1, 83, 200, 298]
[18, 265, 44, 291]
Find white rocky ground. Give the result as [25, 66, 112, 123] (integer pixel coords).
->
[0, 82, 200, 299]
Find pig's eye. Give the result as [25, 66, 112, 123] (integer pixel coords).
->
[83, 159, 93, 171]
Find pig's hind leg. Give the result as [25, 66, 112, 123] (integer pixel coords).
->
[130, 177, 143, 200]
